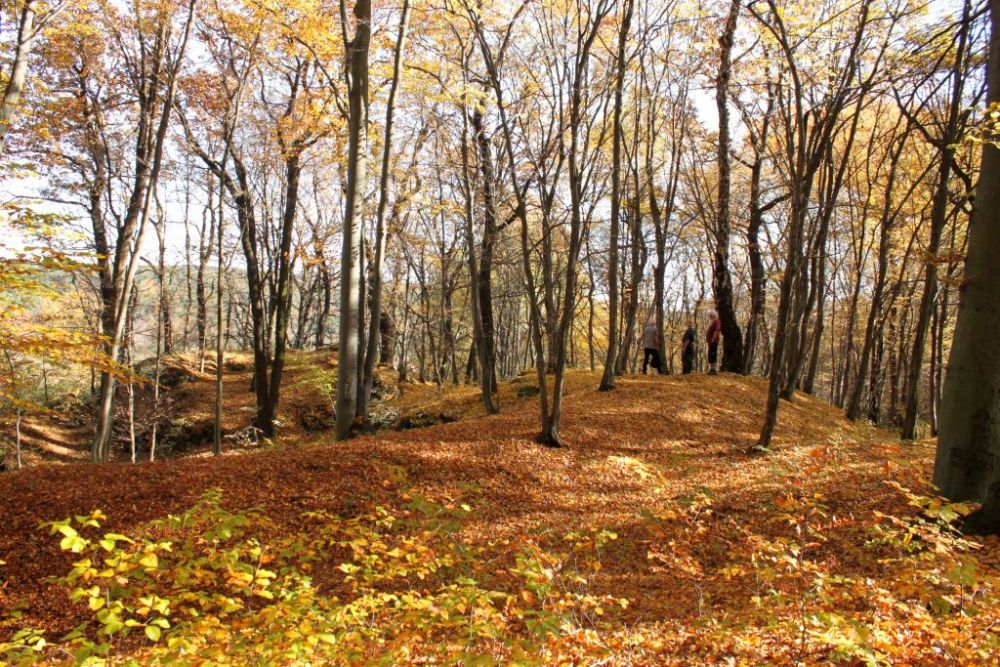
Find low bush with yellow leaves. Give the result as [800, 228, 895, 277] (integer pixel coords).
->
[0, 490, 627, 666]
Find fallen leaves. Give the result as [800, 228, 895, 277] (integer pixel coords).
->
[0, 369, 998, 664]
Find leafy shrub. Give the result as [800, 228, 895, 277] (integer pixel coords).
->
[0, 490, 625, 666]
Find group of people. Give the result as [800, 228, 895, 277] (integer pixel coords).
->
[641, 310, 722, 376]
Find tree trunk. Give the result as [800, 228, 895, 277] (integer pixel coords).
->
[902, 0, 971, 440]
[261, 147, 302, 438]
[713, 0, 744, 374]
[471, 105, 502, 409]
[92, 4, 195, 462]
[616, 195, 645, 374]
[599, 0, 633, 390]
[213, 156, 226, 457]
[196, 176, 215, 365]
[361, 0, 411, 420]
[934, 0, 1000, 533]
[335, 0, 372, 440]
[740, 81, 778, 376]
[0, 0, 40, 147]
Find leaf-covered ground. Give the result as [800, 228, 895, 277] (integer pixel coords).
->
[2, 365, 999, 665]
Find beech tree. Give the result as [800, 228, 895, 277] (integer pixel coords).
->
[334, 0, 371, 440]
[599, 0, 634, 391]
[934, 0, 1000, 533]
[711, 0, 744, 374]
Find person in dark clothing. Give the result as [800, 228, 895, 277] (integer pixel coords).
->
[642, 319, 661, 374]
[706, 310, 722, 375]
[681, 324, 696, 374]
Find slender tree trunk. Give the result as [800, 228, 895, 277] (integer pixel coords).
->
[802, 257, 826, 395]
[213, 155, 226, 457]
[149, 205, 167, 460]
[845, 124, 913, 420]
[741, 83, 777, 375]
[314, 238, 331, 349]
[599, 0, 633, 390]
[472, 106, 502, 407]
[14, 406, 22, 469]
[461, 104, 499, 411]
[713, 0, 744, 373]
[335, 0, 372, 440]
[92, 4, 195, 462]
[616, 195, 645, 374]
[753, 0, 871, 450]
[4, 351, 23, 469]
[0, 0, 40, 147]
[196, 175, 215, 367]
[469, 10, 550, 439]
[838, 239, 866, 407]
[261, 151, 302, 437]
[398, 271, 411, 382]
[902, 0, 971, 439]
[361, 0, 411, 419]
[539, 4, 611, 446]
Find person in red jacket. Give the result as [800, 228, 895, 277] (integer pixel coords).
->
[706, 310, 722, 375]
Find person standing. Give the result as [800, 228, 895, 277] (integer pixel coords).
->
[706, 310, 722, 375]
[681, 323, 696, 375]
[642, 318, 661, 374]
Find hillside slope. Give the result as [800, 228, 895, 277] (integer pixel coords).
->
[4, 350, 566, 467]
[2, 371, 998, 665]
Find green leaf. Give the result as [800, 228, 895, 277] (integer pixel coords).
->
[60, 534, 87, 553]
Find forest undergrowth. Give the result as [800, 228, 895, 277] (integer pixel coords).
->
[2, 367, 999, 665]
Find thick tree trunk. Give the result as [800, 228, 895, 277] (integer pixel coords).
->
[933, 0, 1000, 534]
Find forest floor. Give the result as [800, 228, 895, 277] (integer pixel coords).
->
[5, 350, 566, 466]
[2, 355, 999, 664]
